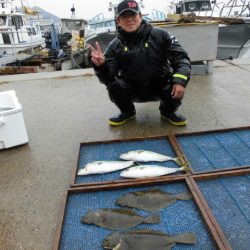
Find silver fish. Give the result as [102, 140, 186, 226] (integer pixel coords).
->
[120, 165, 185, 178]
[120, 150, 181, 165]
[102, 229, 196, 250]
[81, 208, 160, 230]
[77, 161, 134, 175]
[115, 189, 192, 212]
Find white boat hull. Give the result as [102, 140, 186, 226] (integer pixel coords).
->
[0, 40, 45, 53]
[84, 31, 116, 52]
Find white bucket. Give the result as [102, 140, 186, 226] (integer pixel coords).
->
[0, 90, 29, 149]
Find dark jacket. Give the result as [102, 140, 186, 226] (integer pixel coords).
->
[94, 20, 191, 87]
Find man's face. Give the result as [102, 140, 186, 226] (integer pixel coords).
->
[117, 11, 142, 33]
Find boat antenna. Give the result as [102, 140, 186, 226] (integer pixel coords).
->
[20, 0, 25, 13]
[71, 4, 75, 18]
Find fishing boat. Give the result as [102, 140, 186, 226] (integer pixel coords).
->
[54, 5, 88, 70]
[0, 0, 45, 65]
[84, 12, 117, 52]
[60, 4, 87, 38]
[170, 0, 250, 59]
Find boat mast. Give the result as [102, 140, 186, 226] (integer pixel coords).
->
[20, 0, 24, 13]
[71, 4, 76, 18]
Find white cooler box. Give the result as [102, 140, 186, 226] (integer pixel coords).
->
[0, 90, 29, 149]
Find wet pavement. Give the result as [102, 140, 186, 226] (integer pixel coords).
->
[0, 59, 250, 249]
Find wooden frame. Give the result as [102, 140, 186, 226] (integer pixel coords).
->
[54, 126, 250, 249]
[53, 177, 232, 250]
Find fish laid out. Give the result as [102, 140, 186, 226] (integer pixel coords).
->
[120, 165, 185, 178]
[77, 161, 134, 175]
[81, 208, 160, 230]
[102, 229, 196, 250]
[120, 150, 181, 165]
[115, 189, 192, 212]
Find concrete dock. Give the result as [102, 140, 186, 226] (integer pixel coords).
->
[0, 59, 250, 249]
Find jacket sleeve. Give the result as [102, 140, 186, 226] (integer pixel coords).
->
[162, 29, 191, 87]
[92, 40, 119, 85]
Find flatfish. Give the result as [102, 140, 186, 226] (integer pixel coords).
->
[77, 161, 134, 175]
[120, 150, 181, 165]
[120, 165, 185, 178]
[81, 208, 160, 230]
[115, 189, 192, 212]
[102, 229, 196, 250]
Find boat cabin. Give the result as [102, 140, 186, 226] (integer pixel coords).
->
[0, 0, 44, 55]
[60, 18, 87, 37]
[175, 0, 212, 14]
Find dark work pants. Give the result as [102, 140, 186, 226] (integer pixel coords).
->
[106, 77, 182, 114]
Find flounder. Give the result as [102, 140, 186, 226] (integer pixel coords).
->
[115, 189, 192, 212]
[102, 229, 196, 250]
[81, 208, 160, 230]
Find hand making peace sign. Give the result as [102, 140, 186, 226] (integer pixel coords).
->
[88, 42, 106, 67]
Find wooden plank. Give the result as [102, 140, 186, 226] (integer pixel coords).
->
[70, 173, 188, 188]
[185, 177, 226, 249]
[194, 16, 245, 24]
[175, 125, 250, 137]
[69, 175, 186, 193]
[70, 146, 82, 186]
[187, 177, 232, 250]
[78, 134, 169, 146]
[76, 126, 250, 147]
[167, 134, 193, 173]
[193, 166, 250, 180]
[52, 190, 69, 250]
[0, 66, 37, 74]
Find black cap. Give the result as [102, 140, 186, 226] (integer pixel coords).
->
[117, 0, 140, 17]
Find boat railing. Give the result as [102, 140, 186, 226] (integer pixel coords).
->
[0, 27, 43, 56]
[197, 5, 213, 17]
[0, 26, 43, 42]
[217, 0, 250, 17]
[85, 18, 116, 38]
[181, 0, 250, 18]
[209, 2, 227, 17]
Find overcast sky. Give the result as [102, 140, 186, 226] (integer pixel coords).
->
[20, 0, 169, 19]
